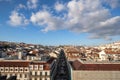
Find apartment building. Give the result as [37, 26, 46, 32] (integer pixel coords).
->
[0, 60, 30, 80]
[29, 61, 50, 80]
[0, 60, 51, 80]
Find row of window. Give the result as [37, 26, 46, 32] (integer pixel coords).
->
[1, 73, 50, 80]
[19, 74, 28, 78]
[30, 78, 50, 80]
[0, 64, 46, 71]
[1, 73, 28, 78]
[30, 71, 49, 76]
[0, 68, 28, 72]
[30, 65, 43, 70]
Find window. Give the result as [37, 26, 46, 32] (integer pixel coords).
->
[10, 69, 13, 71]
[15, 69, 17, 71]
[40, 78, 42, 80]
[25, 69, 28, 71]
[24, 74, 27, 78]
[5, 69, 8, 71]
[20, 74, 22, 78]
[20, 69, 23, 71]
[39, 65, 43, 70]
[35, 72, 37, 76]
[34, 65, 38, 70]
[29, 65, 33, 70]
[40, 72, 42, 76]
[45, 72, 47, 76]
[0, 69, 3, 71]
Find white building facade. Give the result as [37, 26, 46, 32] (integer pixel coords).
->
[0, 60, 51, 80]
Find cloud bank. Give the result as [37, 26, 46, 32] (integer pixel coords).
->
[8, 0, 120, 40]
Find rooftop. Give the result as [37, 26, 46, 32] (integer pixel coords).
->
[0, 60, 30, 67]
[71, 59, 120, 71]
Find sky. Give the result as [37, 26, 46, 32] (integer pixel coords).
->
[0, 0, 120, 46]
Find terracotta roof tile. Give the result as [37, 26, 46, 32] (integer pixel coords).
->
[0, 61, 30, 67]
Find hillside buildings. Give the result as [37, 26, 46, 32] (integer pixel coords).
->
[0, 41, 120, 80]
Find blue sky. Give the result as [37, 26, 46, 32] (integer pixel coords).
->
[0, 0, 120, 46]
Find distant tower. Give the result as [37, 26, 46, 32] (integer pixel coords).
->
[51, 49, 71, 80]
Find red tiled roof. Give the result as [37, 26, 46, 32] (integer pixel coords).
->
[71, 60, 120, 71]
[0, 61, 50, 70]
[66, 47, 79, 53]
[0, 61, 30, 67]
[105, 50, 120, 54]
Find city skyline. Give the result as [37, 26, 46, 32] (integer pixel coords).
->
[0, 0, 120, 46]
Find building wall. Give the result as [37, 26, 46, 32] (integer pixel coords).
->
[99, 51, 107, 61]
[72, 70, 120, 80]
[0, 66, 29, 80]
[29, 64, 50, 80]
[0, 60, 51, 80]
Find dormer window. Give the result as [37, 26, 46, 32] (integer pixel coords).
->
[25, 69, 28, 71]
[0, 68, 3, 71]
[39, 65, 43, 70]
[34, 65, 38, 70]
[5, 69, 8, 71]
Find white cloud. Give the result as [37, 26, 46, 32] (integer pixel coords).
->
[27, 0, 38, 9]
[30, 10, 66, 32]
[65, 0, 110, 32]
[89, 16, 120, 39]
[15, 4, 26, 11]
[54, 2, 65, 12]
[100, 16, 120, 27]
[8, 11, 29, 26]
[18, 4, 26, 9]
[65, 0, 120, 40]
[29, 0, 120, 40]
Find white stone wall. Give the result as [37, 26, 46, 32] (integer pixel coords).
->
[72, 70, 120, 80]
